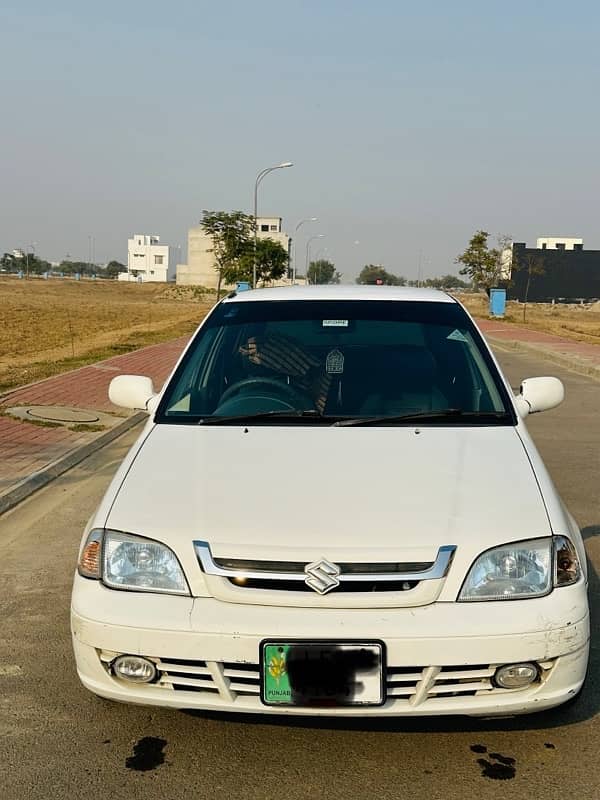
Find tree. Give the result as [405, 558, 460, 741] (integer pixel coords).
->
[233, 238, 289, 286]
[105, 260, 127, 278]
[455, 230, 502, 293]
[356, 265, 405, 285]
[59, 260, 92, 275]
[416, 274, 470, 289]
[1, 251, 51, 275]
[200, 210, 255, 295]
[0, 253, 20, 272]
[514, 252, 546, 322]
[307, 259, 341, 285]
[439, 274, 470, 289]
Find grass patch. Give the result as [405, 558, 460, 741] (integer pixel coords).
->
[14, 417, 62, 428]
[0, 317, 200, 394]
[69, 423, 107, 432]
[457, 293, 600, 345]
[0, 277, 213, 394]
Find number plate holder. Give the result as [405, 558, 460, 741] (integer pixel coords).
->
[260, 640, 385, 707]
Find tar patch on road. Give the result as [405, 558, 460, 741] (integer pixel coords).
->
[470, 744, 487, 754]
[125, 737, 167, 771]
[470, 745, 516, 780]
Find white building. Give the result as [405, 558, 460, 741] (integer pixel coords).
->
[536, 237, 583, 251]
[254, 216, 290, 254]
[121, 234, 177, 282]
[177, 217, 291, 288]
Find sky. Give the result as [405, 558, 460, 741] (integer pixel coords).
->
[1, 0, 600, 282]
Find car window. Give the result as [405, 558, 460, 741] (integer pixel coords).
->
[157, 300, 512, 423]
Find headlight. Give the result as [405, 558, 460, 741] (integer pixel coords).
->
[78, 529, 190, 595]
[459, 536, 582, 601]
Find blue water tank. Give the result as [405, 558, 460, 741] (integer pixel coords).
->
[489, 288, 506, 317]
[236, 281, 251, 292]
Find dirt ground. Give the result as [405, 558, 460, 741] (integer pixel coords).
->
[0, 277, 214, 392]
[457, 292, 600, 344]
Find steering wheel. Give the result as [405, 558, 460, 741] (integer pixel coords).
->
[218, 377, 312, 409]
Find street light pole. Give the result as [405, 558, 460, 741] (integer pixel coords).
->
[292, 217, 317, 283]
[305, 234, 325, 284]
[253, 161, 293, 288]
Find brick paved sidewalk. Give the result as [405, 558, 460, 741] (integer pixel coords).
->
[0, 336, 189, 501]
[0, 318, 598, 514]
[477, 318, 600, 375]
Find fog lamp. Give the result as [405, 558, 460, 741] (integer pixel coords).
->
[494, 662, 538, 689]
[112, 655, 157, 683]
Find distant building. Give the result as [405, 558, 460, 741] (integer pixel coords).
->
[506, 237, 600, 301]
[121, 234, 177, 282]
[536, 237, 583, 251]
[176, 217, 291, 288]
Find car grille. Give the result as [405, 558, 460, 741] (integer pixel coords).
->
[156, 658, 260, 697]
[224, 578, 420, 593]
[100, 654, 555, 705]
[194, 541, 456, 600]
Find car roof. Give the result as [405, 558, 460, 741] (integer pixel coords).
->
[223, 285, 456, 303]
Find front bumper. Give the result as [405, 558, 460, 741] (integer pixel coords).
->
[71, 578, 589, 717]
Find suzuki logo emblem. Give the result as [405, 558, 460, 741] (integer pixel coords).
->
[304, 559, 341, 595]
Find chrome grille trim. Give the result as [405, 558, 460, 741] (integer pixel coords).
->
[193, 541, 456, 584]
[213, 558, 434, 574]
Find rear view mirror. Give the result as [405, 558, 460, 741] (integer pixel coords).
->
[514, 377, 564, 418]
[109, 375, 157, 412]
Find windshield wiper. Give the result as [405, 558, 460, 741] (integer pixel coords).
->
[333, 409, 511, 427]
[197, 409, 325, 425]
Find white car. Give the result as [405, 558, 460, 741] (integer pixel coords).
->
[71, 286, 589, 717]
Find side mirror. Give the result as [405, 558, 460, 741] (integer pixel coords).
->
[514, 377, 564, 418]
[109, 375, 157, 412]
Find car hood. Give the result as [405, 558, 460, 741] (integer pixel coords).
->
[105, 423, 550, 564]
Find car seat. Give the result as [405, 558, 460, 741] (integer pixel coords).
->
[358, 347, 448, 416]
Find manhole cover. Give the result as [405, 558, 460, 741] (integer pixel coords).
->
[26, 406, 100, 423]
[5, 405, 117, 428]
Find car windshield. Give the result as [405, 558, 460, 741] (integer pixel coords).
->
[156, 299, 513, 424]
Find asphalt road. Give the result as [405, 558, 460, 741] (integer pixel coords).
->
[1, 348, 599, 800]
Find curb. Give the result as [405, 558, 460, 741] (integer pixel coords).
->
[486, 335, 600, 382]
[0, 412, 146, 516]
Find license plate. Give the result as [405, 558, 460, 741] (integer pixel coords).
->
[260, 641, 385, 707]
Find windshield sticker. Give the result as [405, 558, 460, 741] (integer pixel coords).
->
[322, 319, 349, 327]
[326, 349, 345, 374]
[447, 329, 469, 343]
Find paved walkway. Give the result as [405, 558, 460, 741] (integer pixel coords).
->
[0, 319, 598, 513]
[0, 336, 188, 505]
[477, 318, 600, 377]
